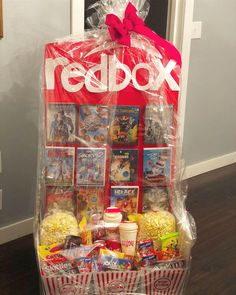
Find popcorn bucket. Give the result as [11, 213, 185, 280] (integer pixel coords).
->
[41, 273, 92, 295]
[93, 271, 141, 294]
[141, 268, 188, 295]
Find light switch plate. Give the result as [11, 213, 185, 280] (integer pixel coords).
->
[191, 21, 202, 39]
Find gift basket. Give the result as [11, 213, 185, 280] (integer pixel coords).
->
[34, 1, 196, 294]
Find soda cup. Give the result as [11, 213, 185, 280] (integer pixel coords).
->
[104, 207, 123, 240]
[119, 221, 138, 256]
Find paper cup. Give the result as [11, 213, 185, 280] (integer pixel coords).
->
[119, 222, 138, 256]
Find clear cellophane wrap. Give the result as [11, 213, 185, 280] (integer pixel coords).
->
[34, 1, 196, 294]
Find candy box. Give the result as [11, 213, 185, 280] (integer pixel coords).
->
[98, 248, 133, 271]
[75, 257, 98, 273]
[160, 232, 180, 260]
[137, 239, 157, 267]
[41, 260, 78, 277]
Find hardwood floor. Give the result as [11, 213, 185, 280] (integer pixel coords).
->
[0, 234, 39, 295]
[185, 164, 236, 295]
[0, 164, 235, 295]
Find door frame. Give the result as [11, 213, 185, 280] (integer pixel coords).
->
[71, 0, 85, 35]
[167, 0, 195, 144]
[70, 0, 194, 145]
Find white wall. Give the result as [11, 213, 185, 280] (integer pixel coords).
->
[183, 0, 236, 166]
[0, 0, 70, 227]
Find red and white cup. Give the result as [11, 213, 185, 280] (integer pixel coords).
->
[119, 221, 138, 257]
[104, 207, 123, 240]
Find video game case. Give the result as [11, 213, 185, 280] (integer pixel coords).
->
[143, 148, 172, 186]
[46, 104, 76, 145]
[110, 149, 138, 183]
[109, 106, 140, 145]
[144, 104, 174, 145]
[76, 148, 106, 186]
[110, 186, 139, 215]
[142, 187, 170, 213]
[77, 105, 109, 145]
[45, 147, 75, 186]
[45, 187, 74, 213]
[76, 187, 104, 221]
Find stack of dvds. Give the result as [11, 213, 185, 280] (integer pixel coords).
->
[35, 1, 196, 294]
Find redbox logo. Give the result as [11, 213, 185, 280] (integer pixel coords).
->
[154, 278, 171, 290]
[59, 284, 77, 295]
[107, 280, 125, 293]
[121, 240, 135, 247]
[45, 54, 180, 93]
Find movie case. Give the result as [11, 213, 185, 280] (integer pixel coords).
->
[76, 187, 104, 221]
[77, 105, 109, 145]
[144, 104, 174, 144]
[76, 148, 106, 186]
[45, 147, 75, 186]
[46, 104, 76, 144]
[142, 187, 170, 213]
[110, 149, 138, 183]
[109, 106, 140, 145]
[143, 148, 172, 186]
[45, 187, 74, 213]
[111, 186, 139, 215]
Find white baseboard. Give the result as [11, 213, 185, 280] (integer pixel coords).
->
[184, 151, 236, 179]
[0, 217, 34, 245]
[0, 152, 235, 245]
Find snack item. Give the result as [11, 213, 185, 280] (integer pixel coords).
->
[41, 259, 78, 276]
[79, 216, 92, 244]
[40, 211, 79, 245]
[75, 257, 98, 273]
[38, 243, 64, 261]
[90, 213, 106, 242]
[104, 207, 123, 240]
[137, 239, 157, 267]
[138, 211, 176, 250]
[119, 221, 138, 256]
[64, 235, 82, 250]
[160, 232, 180, 259]
[38, 244, 78, 276]
[106, 239, 122, 252]
[99, 248, 132, 271]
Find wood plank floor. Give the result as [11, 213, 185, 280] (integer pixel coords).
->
[0, 164, 235, 295]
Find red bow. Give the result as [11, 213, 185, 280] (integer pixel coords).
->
[105, 2, 182, 66]
[106, 3, 144, 47]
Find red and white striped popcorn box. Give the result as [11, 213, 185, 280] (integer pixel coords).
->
[41, 273, 92, 295]
[93, 271, 141, 295]
[141, 268, 188, 295]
